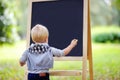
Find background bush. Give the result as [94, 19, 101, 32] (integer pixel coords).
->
[92, 26, 120, 43]
[0, 0, 20, 44]
[92, 32, 120, 43]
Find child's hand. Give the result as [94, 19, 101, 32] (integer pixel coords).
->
[70, 39, 78, 47]
[63, 39, 78, 55]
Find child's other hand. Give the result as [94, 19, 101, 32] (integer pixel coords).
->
[71, 39, 78, 47]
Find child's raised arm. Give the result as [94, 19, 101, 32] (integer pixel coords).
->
[63, 39, 78, 55]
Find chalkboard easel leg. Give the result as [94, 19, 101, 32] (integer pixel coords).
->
[88, 0, 93, 79]
[82, 57, 87, 80]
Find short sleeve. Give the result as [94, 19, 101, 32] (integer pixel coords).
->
[50, 47, 64, 57]
[19, 50, 28, 63]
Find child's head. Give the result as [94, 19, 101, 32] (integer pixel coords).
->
[31, 24, 49, 43]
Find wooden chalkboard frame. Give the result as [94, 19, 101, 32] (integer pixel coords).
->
[27, 0, 93, 80]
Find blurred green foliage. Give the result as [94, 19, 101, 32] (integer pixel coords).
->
[0, 0, 27, 44]
[112, 0, 120, 10]
[0, 0, 120, 44]
[92, 26, 120, 43]
[112, 0, 120, 26]
[0, 0, 20, 44]
[91, 0, 120, 26]
[93, 32, 120, 43]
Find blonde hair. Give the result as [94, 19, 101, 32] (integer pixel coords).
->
[31, 24, 49, 43]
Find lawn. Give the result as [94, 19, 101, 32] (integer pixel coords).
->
[0, 41, 120, 80]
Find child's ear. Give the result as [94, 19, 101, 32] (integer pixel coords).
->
[46, 37, 48, 43]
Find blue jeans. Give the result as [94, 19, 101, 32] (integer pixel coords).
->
[28, 73, 50, 80]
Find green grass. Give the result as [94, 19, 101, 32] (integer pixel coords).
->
[0, 41, 120, 80]
[0, 41, 26, 80]
[92, 43, 120, 80]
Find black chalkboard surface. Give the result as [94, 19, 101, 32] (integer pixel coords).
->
[30, 0, 84, 56]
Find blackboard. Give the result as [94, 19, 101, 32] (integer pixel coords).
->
[30, 0, 84, 56]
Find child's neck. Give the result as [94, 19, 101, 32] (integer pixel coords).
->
[35, 41, 48, 44]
